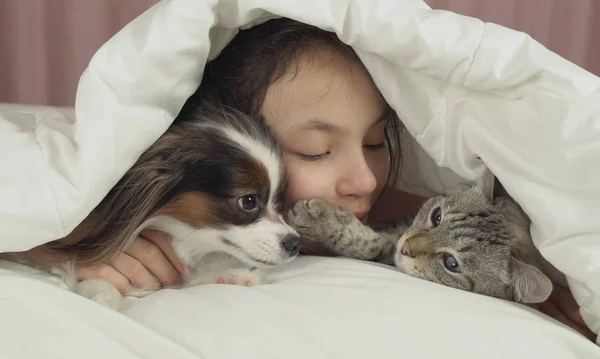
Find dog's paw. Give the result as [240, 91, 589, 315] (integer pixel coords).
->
[287, 199, 356, 239]
[184, 268, 268, 288]
[75, 279, 122, 310]
[216, 269, 266, 287]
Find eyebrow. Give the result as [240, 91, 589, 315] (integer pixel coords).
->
[290, 114, 386, 135]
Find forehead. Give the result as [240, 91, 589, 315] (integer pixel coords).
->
[220, 127, 281, 195]
[421, 187, 488, 214]
[260, 51, 385, 135]
[178, 127, 278, 200]
[428, 210, 514, 263]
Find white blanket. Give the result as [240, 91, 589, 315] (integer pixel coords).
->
[1, 0, 600, 353]
[1, 256, 599, 359]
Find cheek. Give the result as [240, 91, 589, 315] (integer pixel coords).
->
[368, 150, 391, 190]
[283, 156, 335, 209]
[283, 151, 390, 209]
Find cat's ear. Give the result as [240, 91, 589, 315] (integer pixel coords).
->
[491, 175, 509, 201]
[511, 260, 553, 303]
[475, 167, 508, 202]
[474, 168, 495, 201]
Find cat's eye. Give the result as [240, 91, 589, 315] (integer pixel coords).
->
[443, 254, 461, 273]
[430, 207, 442, 227]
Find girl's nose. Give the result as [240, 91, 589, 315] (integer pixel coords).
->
[336, 155, 377, 197]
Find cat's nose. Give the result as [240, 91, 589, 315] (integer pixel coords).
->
[400, 240, 414, 258]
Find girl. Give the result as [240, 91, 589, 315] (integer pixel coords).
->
[18, 18, 594, 340]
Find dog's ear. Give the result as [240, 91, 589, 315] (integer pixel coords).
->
[46, 133, 187, 265]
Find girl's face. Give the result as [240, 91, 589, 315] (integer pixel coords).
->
[261, 52, 390, 224]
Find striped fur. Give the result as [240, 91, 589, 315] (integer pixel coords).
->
[288, 169, 566, 304]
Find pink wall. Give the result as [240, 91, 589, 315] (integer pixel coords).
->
[1, 0, 598, 107]
[427, 0, 600, 77]
[0, 0, 159, 107]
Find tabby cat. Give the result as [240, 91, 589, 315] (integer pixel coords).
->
[287, 169, 566, 303]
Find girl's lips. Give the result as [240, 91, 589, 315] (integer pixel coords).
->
[353, 211, 369, 224]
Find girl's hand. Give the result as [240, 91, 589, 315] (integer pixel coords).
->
[11, 229, 192, 294]
[533, 284, 596, 341]
[76, 229, 190, 293]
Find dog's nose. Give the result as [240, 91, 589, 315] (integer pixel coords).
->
[281, 234, 301, 256]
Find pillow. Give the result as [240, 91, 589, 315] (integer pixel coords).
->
[1, 257, 599, 358]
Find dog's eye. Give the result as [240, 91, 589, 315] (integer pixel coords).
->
[443, 254, 461, 273]
[238, 195, 258, 211]
[430, 206, 442, 227]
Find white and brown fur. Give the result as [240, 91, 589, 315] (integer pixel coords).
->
[8, 105, 301, 310]
[287, 169, 567, 304]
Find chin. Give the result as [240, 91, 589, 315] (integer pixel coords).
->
[393, 252, 409, 274]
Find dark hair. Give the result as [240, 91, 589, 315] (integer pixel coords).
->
[179, 17, 403, 191]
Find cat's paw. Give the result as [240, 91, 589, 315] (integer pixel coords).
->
[75, 279, 122, 310]
[289, 199, 355, 225]
[287, 199, 357, 239]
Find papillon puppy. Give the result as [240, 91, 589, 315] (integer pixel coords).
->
[27, 105, 301, 310]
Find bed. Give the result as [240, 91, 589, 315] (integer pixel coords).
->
[1, 0, 599, 357]
[1, 255, 599, 358]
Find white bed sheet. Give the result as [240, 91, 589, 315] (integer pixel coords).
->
[1, 256, 599, 359]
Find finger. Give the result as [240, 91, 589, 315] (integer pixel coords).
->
[550, 285, 588, 328]
[76, 264, 131, 294]
[538, 301, 596, 341]
[125, 234, 181, 286]
[110, 253, 161, 291]
[140, 228, 190, 277]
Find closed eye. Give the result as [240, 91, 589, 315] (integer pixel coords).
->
[364, 142, 386, 150]
[297, 152, 329, 161]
